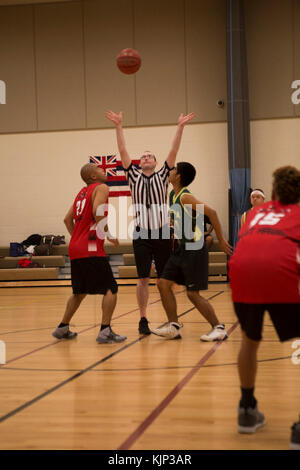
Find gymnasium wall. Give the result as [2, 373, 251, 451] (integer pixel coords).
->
[0, 0, 299, 246]
[251, 118, 300, 199]
[245, 0, 300, 119]
[0, 122, 229, 245]
[0, 0, 227, 133]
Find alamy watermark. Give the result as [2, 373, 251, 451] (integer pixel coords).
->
[0, 80, 6, 104]
[94, 202, 205, 250]
[0, 340, 6, 364]
[1, 80, 299, 106]
[291, 340, 300, 366]
[291, 80, 300, 105]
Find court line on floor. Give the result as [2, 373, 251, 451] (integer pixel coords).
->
[0, 288, 225, 336]
[0, 290, 186, 337]
[118, 320, 239, 450]
[0, 290, 185, 366]
[2, 355, 294, 373]
[0, 291, 224, 424]
[0, 291, 223, 369]
[0, 289, 221, 366]
[0, 338, 143, 424]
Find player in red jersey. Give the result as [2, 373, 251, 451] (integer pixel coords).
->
[52, 163, 127, 344]
[240, 188, 266, 228]
[229, 166, 300, 449]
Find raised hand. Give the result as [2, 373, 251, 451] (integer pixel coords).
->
[105, 110, 122, 126]
[178, 112, 195, 127]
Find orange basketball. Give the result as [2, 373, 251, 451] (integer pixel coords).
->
[116, 48, 141, 75]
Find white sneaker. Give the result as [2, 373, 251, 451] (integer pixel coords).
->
[200, 323, 228, 342]
[151, 322, 182, 340]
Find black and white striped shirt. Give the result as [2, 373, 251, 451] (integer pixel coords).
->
[125, 161, 172, 230]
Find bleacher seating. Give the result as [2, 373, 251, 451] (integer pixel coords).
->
[0, 240, 227, 282]
[118, 240, 227, 278]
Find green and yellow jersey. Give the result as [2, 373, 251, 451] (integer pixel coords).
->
[169, 187, 204, 250]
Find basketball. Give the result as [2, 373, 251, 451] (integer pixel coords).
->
[116, 48, 141, 74]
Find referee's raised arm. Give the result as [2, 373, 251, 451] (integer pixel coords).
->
[105, 110, 131, 170]
[166, 112, 195, 169]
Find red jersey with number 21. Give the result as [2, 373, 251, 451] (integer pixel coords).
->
[69, 183, 107, 260]
[229, 200, 300, 303]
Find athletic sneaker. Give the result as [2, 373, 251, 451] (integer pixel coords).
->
[96, 326, 127, 344]
[151, 322, 182, 340]
[52, 325, 77, 340]
[200, 323, 228, 342]
[238, 405, 266, 433]
[290, 419, 300, 450]
[138, 317, 151, 335]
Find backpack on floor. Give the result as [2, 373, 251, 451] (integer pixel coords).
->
[34, 236, 54, 256]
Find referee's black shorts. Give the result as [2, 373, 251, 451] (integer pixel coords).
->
[234, 303, 300, 342]
[161, 244, 208, 291]
[133, 235, 172, 279]
[71, 257, 118, 295]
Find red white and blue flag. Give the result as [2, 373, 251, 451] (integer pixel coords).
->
[89, 155, 140, 197]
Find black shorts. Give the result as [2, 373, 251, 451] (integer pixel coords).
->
[71, 257, 118, 295]
[234, 303, 300, 342]
[133, 236, 172, 279]
[161, 244, 208, 291]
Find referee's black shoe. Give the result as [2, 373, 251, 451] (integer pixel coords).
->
[139, 317, 151, 335]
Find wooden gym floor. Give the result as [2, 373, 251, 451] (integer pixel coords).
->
[0, 283, 299, 450]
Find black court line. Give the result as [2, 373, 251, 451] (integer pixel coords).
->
[118, 321, 239, 450]
[0, 337, 143, 424]
[0, 281, 159, 289]
[0, 289, 184, 366]
[1, 355, 294, 373]
[1, 287, 220, 367]
[0, 291, 224, 424]
[0, 281, 227, 289]
[0, 289, 187, 337]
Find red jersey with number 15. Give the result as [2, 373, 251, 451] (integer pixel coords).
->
[69, 183, 107, 260]
[229, 200, 300, 303]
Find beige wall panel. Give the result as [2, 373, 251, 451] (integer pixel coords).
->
[245, 0, 294, 119]
[185, 0, 227, 123]
[135, 0, 186, 125]
[294, 0, 300, 117]
[34, 2, 86, 130]
[0, 122, 229, 245]
[251, 118, 300, 197]
[84, 0, 136, 128]
[0, 6, 37, 133]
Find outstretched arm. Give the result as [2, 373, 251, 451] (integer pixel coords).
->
[180, 193, 233, 255]
[105, 110, 131, 170]
[166, 112, 195, 168]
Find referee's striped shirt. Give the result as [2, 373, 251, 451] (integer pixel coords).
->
[124, 161, 172, 230]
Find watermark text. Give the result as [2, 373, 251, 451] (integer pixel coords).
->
[0, 80, 6, 104]
[291, 80, 300, 105]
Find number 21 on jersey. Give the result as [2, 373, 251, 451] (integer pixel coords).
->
[76, 199, 86, 217]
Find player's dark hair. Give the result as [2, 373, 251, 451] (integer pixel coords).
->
[272, 166, 300, 204]
[176, 162, 196, 187]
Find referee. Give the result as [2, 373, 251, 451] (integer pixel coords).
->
[106, 110, 195, 335]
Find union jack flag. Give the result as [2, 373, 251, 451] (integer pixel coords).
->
[89, 155, 140, 197]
